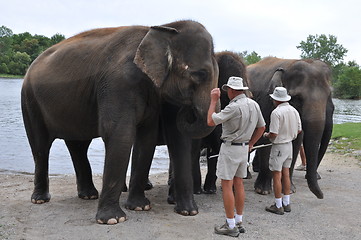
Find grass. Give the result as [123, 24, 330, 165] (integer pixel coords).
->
[0, 74, 24, 79]
[330, 122, 361, 159]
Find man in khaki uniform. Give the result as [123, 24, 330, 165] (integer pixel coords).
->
[207, 76, 265, 237]
[263, 87, 302, 215]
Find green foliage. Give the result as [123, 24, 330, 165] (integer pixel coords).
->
[331, 123, 361, 158]
[238, 51, 262, 65]
[297, 34, 348, 67]
[333, 62, 361, 99]
[0, 26, 65, 75]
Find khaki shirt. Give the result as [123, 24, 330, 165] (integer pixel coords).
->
[212, 94, 265, 143]
[269, 102, 302, 144]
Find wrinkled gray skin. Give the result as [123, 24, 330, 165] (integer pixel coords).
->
[21, 20, 219, 224]
[247, 57, 334, 199]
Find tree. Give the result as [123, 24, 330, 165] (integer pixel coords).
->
[8, 51, 31, 75]
[239, 50, 262, 65]
[333, 62, 361, 99]
[50, 33, 65, 45]
[0, 25, 13, 37]
[297, 34, 348, 67]
[0, 25, 13, 55]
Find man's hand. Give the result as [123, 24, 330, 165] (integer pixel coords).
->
[210, 88, 221, 102]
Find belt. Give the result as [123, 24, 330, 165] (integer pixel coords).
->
[221, 139, 249, 146]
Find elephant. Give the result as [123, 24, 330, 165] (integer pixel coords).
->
[191, 51, 249, 194]
[21, 20, 219, 225]
[247, 57, 334, 199]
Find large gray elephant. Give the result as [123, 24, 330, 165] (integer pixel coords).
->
[247, 57, 334, 199]
[21, 20, 219, 224]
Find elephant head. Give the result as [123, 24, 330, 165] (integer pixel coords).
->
[134, 21, 219, 138]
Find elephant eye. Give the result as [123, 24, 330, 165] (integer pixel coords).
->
[191, 69, 208, 84]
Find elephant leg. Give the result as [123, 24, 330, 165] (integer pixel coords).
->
[167, 158, 176, 204]
[22, 105, 53, 204]
[203, 148, 218, 194]
[252, 151, 260, 172]
[254, 148, 272, 195]
[125, 117, 158, 211]
[191, 139, 203, 194]
[65, 140, 98, 200]
[162, 104, 198, 216]
[96, 123, 134, 224]
[203, 125, 221, 193]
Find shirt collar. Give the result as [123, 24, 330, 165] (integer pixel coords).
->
[230, 93, 246, 103]
[278, 102, 290, 107]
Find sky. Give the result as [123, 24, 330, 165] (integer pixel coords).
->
[2, 0, 361, 63]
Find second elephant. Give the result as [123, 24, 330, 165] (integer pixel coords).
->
[247, 57, 334, 199]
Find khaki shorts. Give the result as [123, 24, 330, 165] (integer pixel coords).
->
[216, 143, 249, 180]
[269, 142, 293, 172]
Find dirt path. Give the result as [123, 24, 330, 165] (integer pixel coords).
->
[1, 152, 360, 240]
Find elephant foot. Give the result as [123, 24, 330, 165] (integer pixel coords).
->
[193, 186, 203, 194]
[31, 191, 51, 204]
[203, 184, 217, 194]
[174, 200, 198, 216]
[255, 187, 271, 195]
[96, 204, 127, 225]
[254, 173, 272, 195]
[125, 196, 151, 211]
[78, 188, 99, 200]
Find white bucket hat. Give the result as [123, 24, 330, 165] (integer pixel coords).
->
[270, 87, 291, 102]
[221, 76, 249, 91]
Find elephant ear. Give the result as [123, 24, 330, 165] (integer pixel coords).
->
[134, 26, 179, 87]
[268, 67, 284, 93]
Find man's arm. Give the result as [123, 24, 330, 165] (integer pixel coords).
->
[207, 88, 220, 127]
[249, 126, 266, 150]
[263, 131, 278, 141]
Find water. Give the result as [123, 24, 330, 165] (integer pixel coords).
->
[332, 98, 361, 124]
[0, 78, 169, 175]
[1, 78, 360, 175]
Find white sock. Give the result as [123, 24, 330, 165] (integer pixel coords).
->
[283, 195, 290, 206]
[275, 198, 282, 208]
[235, 214, 243, 223]
[226, 218, 236, 229]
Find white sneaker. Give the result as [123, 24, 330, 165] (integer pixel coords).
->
[295, 164, 306, 171]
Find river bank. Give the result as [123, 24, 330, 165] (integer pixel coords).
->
[1, 152, 360, 240]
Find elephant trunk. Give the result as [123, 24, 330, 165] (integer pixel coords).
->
[177, 102, 218, 138]
[302, 118, 325, 199]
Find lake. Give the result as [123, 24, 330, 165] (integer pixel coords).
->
[1, 78, 361, 175]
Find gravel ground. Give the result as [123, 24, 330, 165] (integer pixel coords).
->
[1, 152, 360, 240]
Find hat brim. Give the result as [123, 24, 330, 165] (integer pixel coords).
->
[269, 94, 291, 102]
[221, 84, 249, 91]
